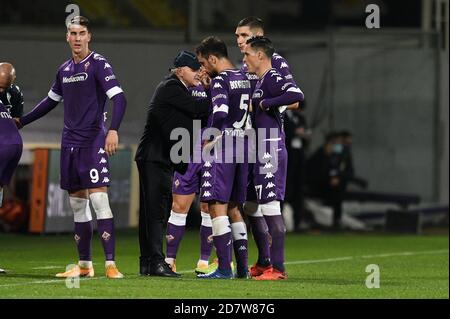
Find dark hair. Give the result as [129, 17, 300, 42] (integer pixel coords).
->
[195, 36, 228, 59]
[237, 16, 265, 32]
[67, 16, 91, 32]
[325, 131, 341, 144]
[339, 130, 352, 138]
[246, 36, 275, 58]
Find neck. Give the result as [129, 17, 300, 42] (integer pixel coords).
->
[256, 61, 272, 78]
[73, 49, 91, 64]
[216, 59, 235, 74]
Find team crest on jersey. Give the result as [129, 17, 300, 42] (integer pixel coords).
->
[101, 231, 111, 242]
[84, 62, 90, 71]
[166, 235, 175, 243]
[174, 179, 180, 188]
[74, 234, 81, 243]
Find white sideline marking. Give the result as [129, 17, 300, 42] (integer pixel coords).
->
[31, 266, 62, 270]
[0, 249, 447, 288]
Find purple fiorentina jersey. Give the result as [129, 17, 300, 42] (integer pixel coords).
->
[48, 52, 124, 148]
[252, 69, 304, 142]
[241, 53, 296, 93]
[209, 69, 251, 132]
[0, 100, 22, 146]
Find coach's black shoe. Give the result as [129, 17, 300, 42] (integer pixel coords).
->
[139, 256, 151, 276]
[149, 262, 181, 278]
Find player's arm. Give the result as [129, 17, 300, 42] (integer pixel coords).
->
[208, 78, 229, 132]
[260, 80, 304, 111]
[105, 92, 127, 156]
[273, 55, 299, 110]
[95, 58, 127, 156]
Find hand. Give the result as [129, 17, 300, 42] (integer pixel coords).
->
[13, 118, 23, 129]
[105, 130, 119, 156]
[203, 135, 221, 153]
[198, 70, 211, 89]
[259, 100, 267, 110]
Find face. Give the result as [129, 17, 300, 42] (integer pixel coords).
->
[243, 46, 260, 74]
[235, 26, 263, 53]
[0, 77, 10, 94]
[179, 66, 200, 87]
[66, 24, 91, 55]
[197, 53, 218, 77]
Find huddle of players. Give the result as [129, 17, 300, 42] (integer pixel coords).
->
[165, 17, 304, 280]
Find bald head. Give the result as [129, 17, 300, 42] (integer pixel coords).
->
[0, 63, 16, 92]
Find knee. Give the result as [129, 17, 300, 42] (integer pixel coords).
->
[200, 202, 209, 214]
[89, 192, 113, 219]
[172, 200, 190, 214]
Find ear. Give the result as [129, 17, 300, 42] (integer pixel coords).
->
[66, 31, 70, 43]
[87, 32, 92, 43]
[209, 55, 217, 66]
[257, 50, 264, 60]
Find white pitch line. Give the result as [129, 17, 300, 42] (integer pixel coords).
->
[31, 266, 63, 270]
[0, 249, 447, 288]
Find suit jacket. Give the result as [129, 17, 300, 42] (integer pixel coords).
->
[135, 74, 210, 174]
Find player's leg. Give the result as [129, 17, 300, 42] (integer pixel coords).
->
[79, 146, 122, 278]
[89, 187, 123, 279]
[165, 192, 195, 271]
[195, 201, 217, 274]
[254, 148, 288, 280]
[56, 188, 95, 278]
[197, 201, 233, 279]
[228, 202, 249, 278]
[166, 163, 203, 270]
[253, 200, 287, 280]
[244, 200, 272, 276]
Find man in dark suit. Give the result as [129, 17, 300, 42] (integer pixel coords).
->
[135, 51, 210, 277]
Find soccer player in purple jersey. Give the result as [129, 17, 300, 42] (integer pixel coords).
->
[244, 36, 304, 280]
[235, 16, 302, 277]
[195, 36, 251, 279]
[16, 17, 127, 279]
[0, 100, 23, 274]
[165, 84, 216, 274]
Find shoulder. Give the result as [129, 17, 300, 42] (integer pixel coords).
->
[56, 59, 72, 74]
[8, 84, 23, 96]
[91, 52, 114, 69]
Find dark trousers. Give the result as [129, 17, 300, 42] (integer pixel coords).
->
[137, 161, 173, 266]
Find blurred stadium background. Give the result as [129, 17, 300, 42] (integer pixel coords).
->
[0, 0, 448, 299]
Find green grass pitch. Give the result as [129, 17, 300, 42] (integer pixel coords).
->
[0, 230, 448, 299]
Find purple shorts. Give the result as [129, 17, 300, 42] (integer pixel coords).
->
[60, 147, 111, 192]
[0, 144, 22, 186]
[253, 146, 287, 204]
[172, 162, 202, 195]
[200, 160, 249, 204]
